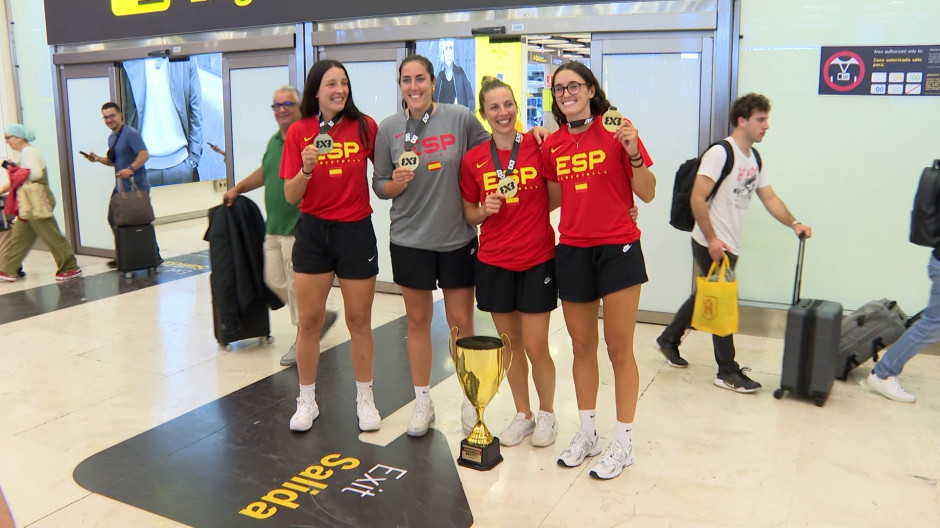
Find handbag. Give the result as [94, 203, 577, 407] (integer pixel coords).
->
[16, 181, 55, 220]
[691, 255, 739, 337]
[110, 179, 155, 226]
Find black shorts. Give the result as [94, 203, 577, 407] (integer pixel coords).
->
[390, 239, 477, 290]
[555, 240, 648, 302]
[292, 213, 378, 279]
[475, 259, 558, 314]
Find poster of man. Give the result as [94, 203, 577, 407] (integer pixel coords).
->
[121, 54, 225, 187]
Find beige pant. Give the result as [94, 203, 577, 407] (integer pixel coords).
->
[0, 216, 79, 275]
[264, 233, 298, 326]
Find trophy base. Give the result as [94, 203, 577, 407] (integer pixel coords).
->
[457, 437, 503, 471]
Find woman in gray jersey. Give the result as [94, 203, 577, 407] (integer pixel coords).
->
[373, 55, 490, 438]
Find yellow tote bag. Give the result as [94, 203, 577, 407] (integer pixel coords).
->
[691, 255, 738, 337]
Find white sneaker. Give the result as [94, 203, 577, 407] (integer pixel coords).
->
[407, 399, 435, 437]
[357, 393, 381, 432]
[279, 344, 297, 367]
[461, 400, 477, 437]
[589, 438, 635, 480]
[867, 372, 916, 403]
[557, 430, 601, 467]
[530, 410, 558, 447]
[289, 391, 319, 432]
[499, 413, 535, 446]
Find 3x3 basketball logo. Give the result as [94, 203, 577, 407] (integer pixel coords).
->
[315, 137, 333, 152]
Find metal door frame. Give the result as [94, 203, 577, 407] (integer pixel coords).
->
[55, 62, 118, 256]
[592, 35, 716, 151]
[315, 42, 409, 293]
[221, 49, 298, 187]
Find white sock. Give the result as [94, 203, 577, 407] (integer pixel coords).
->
[299, 382, 316, 398]
[578, 409, 596, 436]
[614, 421, 633, 445]
[356, 380, 374, 399]
[414, 385, 431, 402]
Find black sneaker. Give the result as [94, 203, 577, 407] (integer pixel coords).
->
[653, 335, 688, 368]
[714, 368, 761, 393]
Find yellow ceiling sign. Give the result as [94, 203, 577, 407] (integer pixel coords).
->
[112, 0, 253, 17]
[111, 0, 171, 17]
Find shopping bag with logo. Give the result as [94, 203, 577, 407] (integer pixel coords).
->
[691, 255, 739, 337]
[16, 181, 55, 220]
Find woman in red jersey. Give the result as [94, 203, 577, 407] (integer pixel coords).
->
[540, 61, 656, 480]
[459, 76, 561, 449]
[280, 60, 381, 434]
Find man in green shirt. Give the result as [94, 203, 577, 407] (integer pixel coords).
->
[222, 86, 336, 366]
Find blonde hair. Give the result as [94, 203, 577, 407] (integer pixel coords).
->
[477, 76, 517, 118]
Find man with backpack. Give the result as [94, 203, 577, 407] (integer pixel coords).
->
[866, 160, 940, 403]
[654, 93, 812, 393]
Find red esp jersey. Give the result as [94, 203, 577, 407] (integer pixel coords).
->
[540, 117, 652, 247]
[460, 133, 555, 271]
[280, 115, 378, 222]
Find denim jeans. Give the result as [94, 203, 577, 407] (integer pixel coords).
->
[661, 240, 740, 376]
[873, 255, 940, 378]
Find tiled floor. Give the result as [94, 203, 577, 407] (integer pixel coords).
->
[0, 219, 938, 527]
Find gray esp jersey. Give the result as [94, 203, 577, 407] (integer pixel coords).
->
[373, 103, 489, 251]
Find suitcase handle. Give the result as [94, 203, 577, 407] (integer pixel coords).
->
[792, 234, 806, 305]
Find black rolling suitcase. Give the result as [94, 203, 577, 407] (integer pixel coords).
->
[115, 223, 162, 278]
[211, 286, 272, 350]
[774, 237, 843, 406]
[0, 193, 11, 264]
[205, 200, 274, 350]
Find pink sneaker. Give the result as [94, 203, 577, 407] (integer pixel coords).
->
[0, 270, 16, 282]
[55, 269, 83, 282]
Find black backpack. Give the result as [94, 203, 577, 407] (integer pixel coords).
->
[909, 159, 940, 247]
[669, 140, 761, 231]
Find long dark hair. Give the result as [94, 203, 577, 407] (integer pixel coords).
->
[300, 59, 371, 148]
[549, 61, 611, 127]
[398, 55, 436, 111]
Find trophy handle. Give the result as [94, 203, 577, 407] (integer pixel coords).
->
[448, 325, 459, 364]
[499, 332, 513, 382]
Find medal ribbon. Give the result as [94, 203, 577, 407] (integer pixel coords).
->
[403, 104, 434, 153]
[318, 114, 341, 136]
[567, 116, 595, 129]
[490, 132, 523, 181]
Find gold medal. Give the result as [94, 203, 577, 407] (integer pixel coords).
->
[602, 107, 623, 132]
[496, 176, 518, 199]
[398, 151, 420, 169]
[314, 133, 334, 155]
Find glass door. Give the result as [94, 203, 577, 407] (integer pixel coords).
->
[318, 45, 407, 287]
[222, 50, 297, 219]
[58, 63, 119, 256]
[593, 37, 714, 315]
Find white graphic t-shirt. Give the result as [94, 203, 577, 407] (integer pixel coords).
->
[691, 137, 769, 254]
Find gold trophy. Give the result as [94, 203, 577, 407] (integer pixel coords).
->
[448, 328, 511, 470]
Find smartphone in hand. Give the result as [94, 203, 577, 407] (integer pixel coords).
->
[1, 160, 16, 170]
[79, 151, 92, 161]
